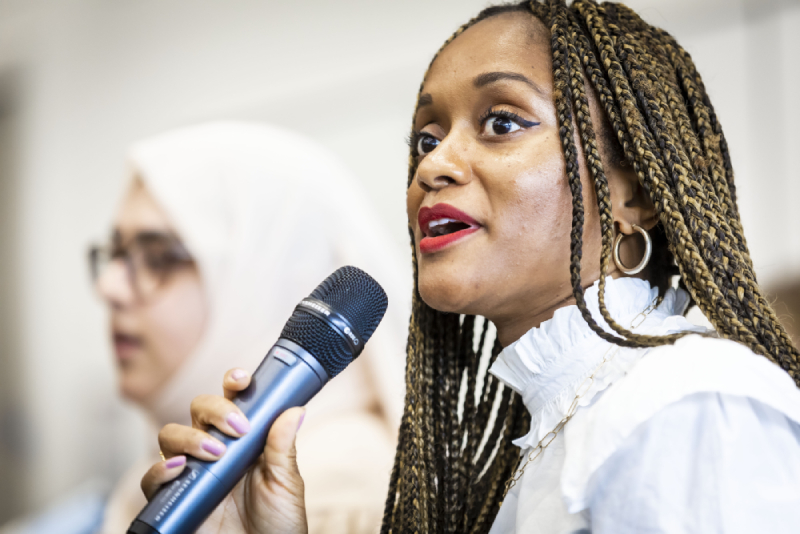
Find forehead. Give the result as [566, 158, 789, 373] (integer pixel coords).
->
[422, 12, 552, 98]
[115, 179, 174, 235]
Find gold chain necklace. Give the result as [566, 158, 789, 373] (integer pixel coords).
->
[501, 300, 658, 500]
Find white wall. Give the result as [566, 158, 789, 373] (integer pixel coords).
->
[0, 0, 798, 522]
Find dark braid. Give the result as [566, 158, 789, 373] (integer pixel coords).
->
[383, 1, 800, 532]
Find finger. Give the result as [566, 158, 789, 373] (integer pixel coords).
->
[158, 423, 228, 462]
[261, 407, 306, 492]
[190, 394, 251, 437]
[223, 368, 251, 400]
[141, 455, 187, 501]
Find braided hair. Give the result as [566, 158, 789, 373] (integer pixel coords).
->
[382, 1, 800, 532]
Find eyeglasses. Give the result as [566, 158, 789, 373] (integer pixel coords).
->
[88, 231, 194, 300]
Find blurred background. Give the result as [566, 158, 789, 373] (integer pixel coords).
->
[0, 0, 798, 527]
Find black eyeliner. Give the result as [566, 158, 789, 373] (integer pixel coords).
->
[479, 108, 540, 128]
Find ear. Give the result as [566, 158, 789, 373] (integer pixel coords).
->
[607, 163, 657, 235]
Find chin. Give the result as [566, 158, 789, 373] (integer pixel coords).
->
[417, 243, 504, 316]
[118, 374, 153, 407]
[417, 272, 478, 315]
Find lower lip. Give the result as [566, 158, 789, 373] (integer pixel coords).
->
[419, 227, 480, 254]
[114, 339, 142, 362]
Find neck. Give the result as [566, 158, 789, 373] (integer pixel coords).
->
[493, 290, 578, 347]
[492, 271, 630, 347]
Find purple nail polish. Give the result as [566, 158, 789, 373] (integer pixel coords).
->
[165, 456, 186, 469]
[231, 369, 248, 381]
[227, 412, 251, 435]
[201, 439, 225, 457]
[297, 412, 306, 431]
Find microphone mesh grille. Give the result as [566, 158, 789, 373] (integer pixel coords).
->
[282, 313, 352, 377]
[280, 266, 388, 378]
[308, 266, 388, 341]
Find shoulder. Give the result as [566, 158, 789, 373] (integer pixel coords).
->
[604, 334, 800, 422]
[561, 334, 800, 512]
[571, 391, 800, 532]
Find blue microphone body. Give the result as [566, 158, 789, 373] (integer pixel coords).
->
[127, 266, 388, 534]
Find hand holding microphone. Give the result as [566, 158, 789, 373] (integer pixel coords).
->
[143, 372, 308, 534]
[133, 266, 388, 534]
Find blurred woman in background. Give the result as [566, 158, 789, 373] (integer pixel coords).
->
[90, 121, 409, 533]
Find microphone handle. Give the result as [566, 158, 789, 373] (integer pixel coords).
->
[127, 339, 330, 534]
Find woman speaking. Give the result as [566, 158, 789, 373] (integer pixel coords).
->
[143, 1, 800, 532]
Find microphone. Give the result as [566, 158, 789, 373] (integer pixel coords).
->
[127, 266, 388, 534]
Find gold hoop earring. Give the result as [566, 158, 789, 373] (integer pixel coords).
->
[613, 224, 652, 275]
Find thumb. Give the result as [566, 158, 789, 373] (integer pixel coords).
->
[261, 407, 306, 495]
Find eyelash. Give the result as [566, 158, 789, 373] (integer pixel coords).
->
[407, 131, 421, 152]
[409, 109, 540, 156]
[478, 108, 539, 129]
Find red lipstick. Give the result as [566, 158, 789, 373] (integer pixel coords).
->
[417, 203, 481, 254]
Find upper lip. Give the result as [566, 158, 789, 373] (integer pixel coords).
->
[114, 332, 141, 343]
[418, 203, 480, 237]
[112, 323, 141, 344]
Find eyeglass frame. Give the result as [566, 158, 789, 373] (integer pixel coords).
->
[88, 230, 195, 301]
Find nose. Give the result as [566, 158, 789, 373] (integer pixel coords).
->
[414, 132, 472, 193]
[96, 259, 136, 309]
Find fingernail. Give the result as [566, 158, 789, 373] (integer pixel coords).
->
[227, 412, 251, 435]
[297, 411, 306, 431]
[201, 439, 226, 457]
[231, 369, 247, 381]
[165, 456, 186, 469]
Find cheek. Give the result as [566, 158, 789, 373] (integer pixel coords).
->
[501, 138, 603, 283]
[407, 182, 424, 232]
[138, 274, 208, 392]
[492, 139, 573, 254]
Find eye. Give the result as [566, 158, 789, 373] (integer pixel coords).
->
[135, 234, 193, 274]
[484, 115, 520, 135]
[480, 110, 539, 137]
[110, 244, 126, 259]
[416, 133, 440, 155]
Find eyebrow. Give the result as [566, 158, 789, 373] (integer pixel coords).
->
[111, 228, 177, 243]
[416, 71, 545, 111]
[473, 71, 546, 95]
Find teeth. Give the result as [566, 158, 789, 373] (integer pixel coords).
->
[429, 218, 457, 229]
[426, 217, 471, 238]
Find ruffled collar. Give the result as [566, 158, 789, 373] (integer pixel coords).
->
[489, 276, 703, 449]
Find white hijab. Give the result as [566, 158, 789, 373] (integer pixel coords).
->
[101, 121, 410, 533]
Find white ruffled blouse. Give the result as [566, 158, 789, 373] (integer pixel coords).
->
[488, 277, 800, 534]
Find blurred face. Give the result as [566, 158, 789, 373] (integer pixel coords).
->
[408, 13, 620, 346]
[96, 180, 208, 404]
